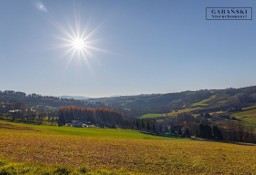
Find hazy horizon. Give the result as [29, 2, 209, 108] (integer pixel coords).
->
[1, 84, 256, 99]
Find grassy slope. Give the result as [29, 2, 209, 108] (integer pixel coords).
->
[140, 95, 219, 118]
[0, 120, 256, 175]
[191, 95, 216, 107]
[232, 106, 256, 124]
[140, 108, 201, 118]
[0, 120, 159, 139]
[167, 107, 202, 117]
[140, 93, 256, 123]
[139, 113, 162, 119]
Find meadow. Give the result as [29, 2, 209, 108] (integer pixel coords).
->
[140, 113, 163, 119]
[0, 120, 256, 175]
[140, 108, 201, 119]
[191, 95, 217, 107]
[232, 106, 256, 124]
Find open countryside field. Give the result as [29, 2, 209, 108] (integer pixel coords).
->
[191, 95, 217, 107]
[140, 107, 203, 119]
[140, 113, 163, 119]
[232, 106, 256, 125]
[167, 107, 202, 117]
[0, 120, 256, 175]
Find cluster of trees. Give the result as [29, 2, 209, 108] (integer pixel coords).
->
[134, 113, 256, 143]
[135, 119, 159, 133]
[0, 102, 127, 127]
[58, 106, 125, 127]
[221, 121, 256, 143]
[0, 90, 105, 108]
[0, 102, 58, 125]
[196, 124, 223, 140]
[134, 114, 194, 137]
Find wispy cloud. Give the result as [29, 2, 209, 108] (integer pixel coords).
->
[33, 0, 48, 13]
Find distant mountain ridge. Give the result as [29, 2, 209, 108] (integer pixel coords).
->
[58, 96, 89, 100]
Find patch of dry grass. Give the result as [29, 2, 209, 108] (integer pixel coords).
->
[0, 121, 255, 174]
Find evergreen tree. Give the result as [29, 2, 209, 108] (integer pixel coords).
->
[196, 124, 213, 139]
[212, 126, 223, 140]
[146, 122, 151, 131]
[141, 119, 145, 129]
[183, 128, 190, 137]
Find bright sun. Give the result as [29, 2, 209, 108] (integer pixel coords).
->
[57, 28, 93, 61]
[56, 25, 100, 61]
[55, 16, 107, 66]
[72, 37, 85, 51]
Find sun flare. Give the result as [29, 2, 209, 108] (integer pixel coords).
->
[54, 20, 105, 65]
[72, 37, 85, 51]
[52, 12, 110, 70]
[61, 29, 91, 60]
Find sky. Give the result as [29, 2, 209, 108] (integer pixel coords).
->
[0, 0, 256, 97]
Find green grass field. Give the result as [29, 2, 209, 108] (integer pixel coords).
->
[139, 113, 163, 119]
[232, 106, 256, 124]
[0, 120, 256, 175]
[191, 95, 216, 107]
[140, 108, 200, 119]
[167, 107, 202, 117]
[0, 120, 160, 139]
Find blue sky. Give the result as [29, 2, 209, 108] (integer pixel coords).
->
[0, 0, 255, 97]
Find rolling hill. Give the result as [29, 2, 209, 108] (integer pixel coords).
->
[89, 86, 256, 118]
[1, 86, 256, 120]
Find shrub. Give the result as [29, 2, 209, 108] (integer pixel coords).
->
[53, 167, 71, 175]
[77, 166, 89, 174]
[0, 169, 10, 175]
[0, 160, 6, 167]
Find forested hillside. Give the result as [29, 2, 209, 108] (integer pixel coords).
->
[89, 86, 256, 117]
[0, 90, 104, 108]
[1, 86, 256, 118]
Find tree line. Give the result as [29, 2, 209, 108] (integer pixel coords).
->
[134, 113, 256, 143]
[0, 102, 58, 125]
[0, 90, 105, 108]
[58, 106, 125, 127]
